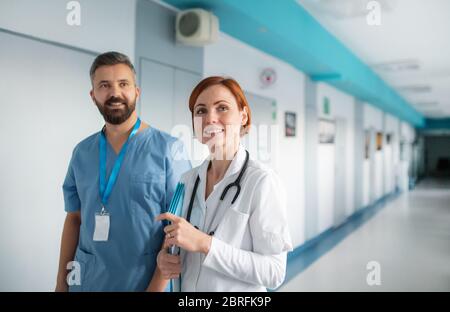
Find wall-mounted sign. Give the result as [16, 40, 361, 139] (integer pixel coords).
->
[318, 119, 335, 144]
[271, 101, 277, 121]
[285, 111, 296, 137]
[323, 96, 330, 116]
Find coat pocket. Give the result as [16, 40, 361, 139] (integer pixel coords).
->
[130, 173, 165, 219]
[214, 208, 249, 247]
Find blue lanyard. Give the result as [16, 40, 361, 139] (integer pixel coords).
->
[99, 118, 141, 206]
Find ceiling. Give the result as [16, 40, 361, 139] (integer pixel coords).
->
[165, 0, 424, 126]
[297, 0, 450, 118]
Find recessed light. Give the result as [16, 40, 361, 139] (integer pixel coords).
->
[297, 0, 396, 19]
[414, 101, 438, 107]
[396, 85, 432, 93]
[371, 59, 420, 73]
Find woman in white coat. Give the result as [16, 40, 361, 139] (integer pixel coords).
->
[150, 76, 292, 292]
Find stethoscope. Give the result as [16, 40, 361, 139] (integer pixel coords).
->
[174, 150, 249, 291]
[185, 150, 250, 235]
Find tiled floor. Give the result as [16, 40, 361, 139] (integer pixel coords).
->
[279, 178, 450, 291]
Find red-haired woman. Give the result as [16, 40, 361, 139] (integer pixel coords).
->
[150, 76, 292, 292]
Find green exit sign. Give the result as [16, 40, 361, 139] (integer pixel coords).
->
[323, 97, 330, 115]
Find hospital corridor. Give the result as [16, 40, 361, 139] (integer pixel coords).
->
[280, 178, 450, 291]
[0, 0, 449, 293]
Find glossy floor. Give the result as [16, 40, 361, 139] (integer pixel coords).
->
[280, 178, 450, 291]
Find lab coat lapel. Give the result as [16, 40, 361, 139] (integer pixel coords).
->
[221, 145, 247, 181]
[204, 146, 247, 234]
[196, 159, 209, 210]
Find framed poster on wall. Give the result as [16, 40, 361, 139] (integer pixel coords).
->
[318, 119, 335, 144]
[376, 132, 383, 151]
[285, 111, 296, 137]
[386, 133, 392, 145]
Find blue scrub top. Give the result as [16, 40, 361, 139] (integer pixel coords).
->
[62, 126, 191, 291]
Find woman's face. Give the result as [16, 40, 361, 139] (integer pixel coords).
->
[193, 84, 248, 155]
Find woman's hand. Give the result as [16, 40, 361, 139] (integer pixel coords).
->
[156, 238, 182, 279]
[156, 213, 212, 254]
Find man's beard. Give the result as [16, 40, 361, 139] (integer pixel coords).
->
[95, 96, 136, 125]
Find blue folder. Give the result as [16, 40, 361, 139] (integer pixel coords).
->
[167, 182, 184, 292]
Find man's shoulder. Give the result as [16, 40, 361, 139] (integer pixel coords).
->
[148, 127, 178, 145]
[72, 131, 101, 155]
[146, 127, 186, 154]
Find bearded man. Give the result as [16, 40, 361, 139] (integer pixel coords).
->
[55, 52, 191, 291]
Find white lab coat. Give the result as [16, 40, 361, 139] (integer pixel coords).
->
[178, 145, 293, 292]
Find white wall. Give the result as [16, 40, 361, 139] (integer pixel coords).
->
[203, 33, 306, 247]
[362, 106, 417, 199]
[399, 122, 416, 190]
[316, 83, 355, 219]
[0, 0, 136, 60]
[401, 122, 416, 144]
[384, 114, 401, 194]
[316, 144, 335, 232]
[363, 103, 384, 203]
[0, 0, 136, 291]
[0, 31, 101, 291]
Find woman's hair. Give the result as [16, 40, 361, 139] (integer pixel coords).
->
[188, 76, 252, 135]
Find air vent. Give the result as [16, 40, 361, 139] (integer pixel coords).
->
[371, 59, 420, 73]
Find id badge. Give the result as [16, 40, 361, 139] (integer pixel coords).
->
[93, 212, 110, 241]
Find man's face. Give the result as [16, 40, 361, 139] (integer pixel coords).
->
[90, 64, 140, 125]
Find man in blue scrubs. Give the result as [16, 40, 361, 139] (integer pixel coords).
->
[55, 52, 191, 291]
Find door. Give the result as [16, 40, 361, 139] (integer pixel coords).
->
[369, 128, 377, 203]
[384, 134, 393, 194]
[0, 30, 99, 291]
[139, 59, 174, 133]
[173, 69, 204, 167]
[317, 119, 336, 233]
[334, 118, 347, 226]
[139, 59, 203, 165]
[243, 91, 278, 169]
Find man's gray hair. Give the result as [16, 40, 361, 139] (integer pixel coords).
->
[89, 51, 136, 82]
